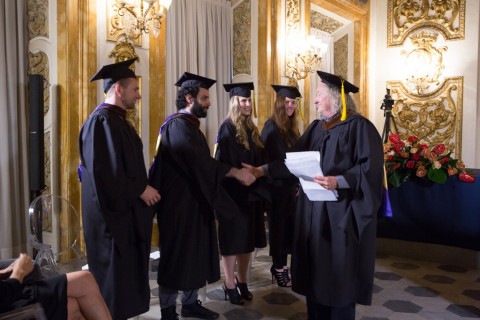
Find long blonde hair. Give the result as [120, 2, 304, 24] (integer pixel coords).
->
[272, 95, 300, 148]
[227, 96, 263, 150]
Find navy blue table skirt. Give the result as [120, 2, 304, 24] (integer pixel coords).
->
[377, 170, 480, 251]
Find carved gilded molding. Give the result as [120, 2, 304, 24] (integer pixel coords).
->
[387, 77, 463, 157]
[107, 0, 142, 46]
[44, 131, 51, 194]
[27, 0, 48, 39]
[388, 0, 465, 47]
[310, 10, 344, 34]
[28, 51, 50, 115]
[286, 0, 301, 34]
[233, 0, 252, 76]
[334, 35, 348, 80]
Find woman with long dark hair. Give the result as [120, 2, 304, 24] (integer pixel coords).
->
[261, 85, 302, 287]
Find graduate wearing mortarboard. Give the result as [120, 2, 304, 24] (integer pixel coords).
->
[79, 58, 161, 319]
[148, 73, 256, 320]
[214, 82, 266, 305]
[244, 71, 384, 320]
[260, 84, 302, 288]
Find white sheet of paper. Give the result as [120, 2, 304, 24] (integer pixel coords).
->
[285, 151, 338, 201]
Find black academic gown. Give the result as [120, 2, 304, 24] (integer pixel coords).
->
[215, 118, 263, 255]
[260, 118, 298, 258]
[149, 112, 240, 291]
[269, 113, 383, 307]
[79, 104, 153, 319]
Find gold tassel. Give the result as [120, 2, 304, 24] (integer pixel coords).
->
[340, 79, 347, 121]
[253, 90, 257, 118]
[155, 134, 162, 153]
[299, 98, 305, 123]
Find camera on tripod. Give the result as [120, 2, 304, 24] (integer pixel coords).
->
[380, 88, 398, 143]
[381, 88, 394, 113]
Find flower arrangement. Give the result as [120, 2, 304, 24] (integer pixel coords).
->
[384, 133, 475, 187]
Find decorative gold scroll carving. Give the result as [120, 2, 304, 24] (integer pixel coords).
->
[387, 76, 463, 157]
[107, 0, 142, 47]
[28, 51, 50, 115]
[108, 39, 141, 134]
[286, 0, 301, 34]
[387, 0, 465, 47]
[27, 0, 48, 39]
[334, 35, 348, 80]
[233, 0, 252, 76]
[401, 31, 447, 95]
[44, 131, 51, 194]
[310, 10, 344, 34]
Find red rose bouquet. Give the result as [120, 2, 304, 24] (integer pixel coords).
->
[384, 133, 475, 187]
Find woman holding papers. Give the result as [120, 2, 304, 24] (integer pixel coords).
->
[260, 85, 301, 287]
[244, 72, 383, 320]
[214, 82, 265, 305]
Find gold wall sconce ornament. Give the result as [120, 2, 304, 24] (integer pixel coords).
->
[285, 34, 327, 87]
[401, 31, 447, 95]
[113, 0, 172, 40]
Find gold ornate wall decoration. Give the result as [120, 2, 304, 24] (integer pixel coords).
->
[28, 51, 50, 115]
[107, 0, 142, 47]
[233, 0, 252, 76]
[109, 37, 138, 63]
[387, 76, 463, 157]
[44, 131, 51, 194]
[26, 0, 48, 39]
[108, 39, 141, 134]
[401, 31, 447, 95]
[286, 0, 301, 35]
[387, 0, 465, 47]
[334, 34, 348, 80]
[310, 10, 344, 34]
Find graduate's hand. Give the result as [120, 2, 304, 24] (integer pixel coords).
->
[10, 253, 34, 283]
[227, 168, 256, 186]
[140, 185, 161, 206]
[313, 176, 338, 190]
[241, 163, 265, 178]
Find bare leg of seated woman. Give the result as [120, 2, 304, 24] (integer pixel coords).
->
[66, 271, 112, 320]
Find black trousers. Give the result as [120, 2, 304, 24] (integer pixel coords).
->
[307, 298, 355, 320]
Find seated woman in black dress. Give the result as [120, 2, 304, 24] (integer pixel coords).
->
[0, 253, 112, 320]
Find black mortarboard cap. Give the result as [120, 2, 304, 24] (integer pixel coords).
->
[316, 71, 359, 93]
[271, 85, 302, 99]
[90, 57, 138, 93]
[175, 72, 216, 89]
[223, 82, 254, 98]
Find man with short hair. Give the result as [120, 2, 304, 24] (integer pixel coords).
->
[149, 72, 256, 320]
[79, 58, 161, 319]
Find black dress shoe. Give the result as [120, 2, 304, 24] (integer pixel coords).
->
[160, 305, 179, 320]
[181, 300, 219, 319]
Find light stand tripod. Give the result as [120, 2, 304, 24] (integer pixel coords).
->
[381, 88, 398, 143]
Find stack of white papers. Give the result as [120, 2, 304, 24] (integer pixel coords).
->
[285, 151, 338, 201]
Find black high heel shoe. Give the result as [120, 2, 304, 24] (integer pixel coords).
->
[235, 276, 253, 300]
[270, 265, 292, 287]
[222, 282, 245, 305]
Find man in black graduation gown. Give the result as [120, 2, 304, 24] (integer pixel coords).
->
[79, 58, 161, 320]
[244, 71, 383, 320]
[148, 72, 256, 320]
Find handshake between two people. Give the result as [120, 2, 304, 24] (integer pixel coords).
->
[227, 163, 265, 186]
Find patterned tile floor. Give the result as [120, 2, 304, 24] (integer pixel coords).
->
[136, 247, 480, 319]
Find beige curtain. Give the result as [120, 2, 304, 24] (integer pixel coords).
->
[0, 0, 30, 258]
[165, 0, 232, 149]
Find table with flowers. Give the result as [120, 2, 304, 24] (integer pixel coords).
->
[378, 134, 479, 251]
